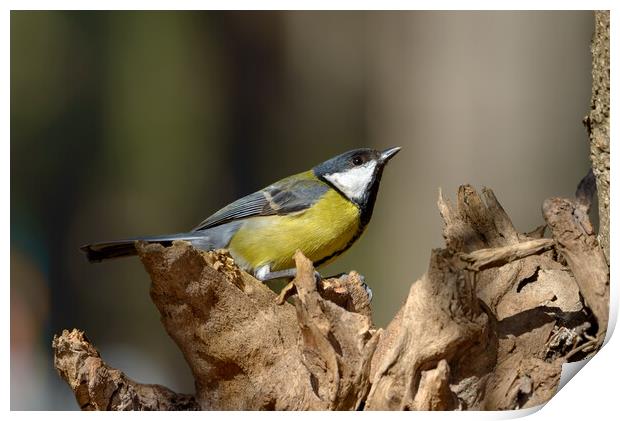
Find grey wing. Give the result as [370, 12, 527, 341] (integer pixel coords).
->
[192, 176, 329, 232]
[192, 190, 273, 231]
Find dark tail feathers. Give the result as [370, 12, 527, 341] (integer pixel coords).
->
[80, 233, 204, 263]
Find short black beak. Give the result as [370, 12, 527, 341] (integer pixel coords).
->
[380, 146, 401, 163]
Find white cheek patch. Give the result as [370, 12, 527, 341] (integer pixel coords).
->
[324, 161, 377, 202]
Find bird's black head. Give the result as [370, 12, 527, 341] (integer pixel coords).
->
[313, 147, 401, 224]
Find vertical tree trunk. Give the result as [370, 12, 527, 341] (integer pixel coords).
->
[584, 10, 610, 264]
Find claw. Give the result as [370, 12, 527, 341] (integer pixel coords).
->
[331, 272, 372, 302]
[361, 281, 373, 302]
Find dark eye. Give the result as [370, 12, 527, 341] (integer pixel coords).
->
[352, 156, 363, 166]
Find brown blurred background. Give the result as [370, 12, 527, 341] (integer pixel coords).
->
[11, 11, 594, 409]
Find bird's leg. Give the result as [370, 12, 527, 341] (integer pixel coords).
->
[254, 265, 321, 282]
[254, 266, 296, 282]
[255, 265, 372, 301]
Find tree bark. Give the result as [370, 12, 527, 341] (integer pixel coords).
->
[584, 11, 610, 265]
[53, 11, 610, 411]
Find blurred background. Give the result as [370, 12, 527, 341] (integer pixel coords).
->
[11, 11, 594, 410]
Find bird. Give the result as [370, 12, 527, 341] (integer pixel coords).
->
[81, 147, 401, 282]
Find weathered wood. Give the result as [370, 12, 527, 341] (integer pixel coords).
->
[543, 197, 609, 341]
[138, 243, 375, 410]
[54, 184, 604, 411]
[365, 249, 489, 410]
[52, 329, 199, 410]
[460, 239, 554, 271]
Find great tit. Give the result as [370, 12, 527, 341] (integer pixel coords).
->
[81, 147, 401, 281]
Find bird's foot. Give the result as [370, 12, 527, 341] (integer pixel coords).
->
[256, 266, 372, 302]
[324, 272, 372, 302]
[361, 281, 373, 302]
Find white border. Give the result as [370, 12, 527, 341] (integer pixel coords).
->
[4, 3, 618, 419]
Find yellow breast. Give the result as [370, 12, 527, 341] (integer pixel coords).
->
[228, 189, 361, 272]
